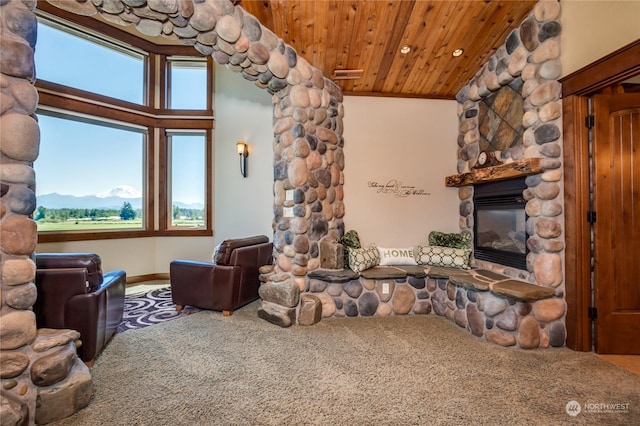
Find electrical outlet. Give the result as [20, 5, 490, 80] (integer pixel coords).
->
[285, 189, 294, 201]
[382, 283, 389, 294]
[283, 207, 294, 218]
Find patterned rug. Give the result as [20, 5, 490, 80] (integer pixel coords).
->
[117, 287, 201, 334]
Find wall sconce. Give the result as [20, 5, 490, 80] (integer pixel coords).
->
[236, 141, 248, 178]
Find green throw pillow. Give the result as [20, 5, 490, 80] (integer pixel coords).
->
[428, 231, 472, 249]
[339, 230, 362, 268]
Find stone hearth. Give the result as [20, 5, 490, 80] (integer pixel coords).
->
[259, 265, 564, 349]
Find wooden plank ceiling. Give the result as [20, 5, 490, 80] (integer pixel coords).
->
[238, 0, 538, 99]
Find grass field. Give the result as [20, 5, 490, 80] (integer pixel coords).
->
[37, 220, 144, 232]
[37, 219, 204, 232]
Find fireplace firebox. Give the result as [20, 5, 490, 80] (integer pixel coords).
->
[473, 177, 528, 270]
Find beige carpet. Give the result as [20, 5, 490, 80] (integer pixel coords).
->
[52, 301, 640, 425]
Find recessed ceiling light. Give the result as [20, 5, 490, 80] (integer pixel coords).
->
[452, 48, 464, 57]
[400, 45, 411, 55]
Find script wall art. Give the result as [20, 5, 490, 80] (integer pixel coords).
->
[367, 179, 431, 198]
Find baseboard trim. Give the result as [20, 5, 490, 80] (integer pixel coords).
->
[126, 273, 170, 285]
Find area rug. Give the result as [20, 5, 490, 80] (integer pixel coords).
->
[116, 287, 200, 333]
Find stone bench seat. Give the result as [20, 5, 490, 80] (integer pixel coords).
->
[490, 279, 555, 301]
[426, 266, 555, 302]
[308, 265, 555, 303]
[265, 264, 563, 349]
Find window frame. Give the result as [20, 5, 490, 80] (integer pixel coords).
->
[35, 3, 214, 243]
[35, 16, 148, 106]
[158, 129, 213, 235]
[164, 56, 211, 111]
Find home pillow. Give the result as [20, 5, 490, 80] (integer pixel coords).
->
[415, 245, 471, 269]
[377, 247, 417, 266]
[347, 244, 380, 273]
[428, 231, 472, 249]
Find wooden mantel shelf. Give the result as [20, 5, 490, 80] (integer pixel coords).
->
[445, 158, 543, 187]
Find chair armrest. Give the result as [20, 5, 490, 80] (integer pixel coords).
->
[36, 253, 103, 289]
[99, 270, 127, 337]
[170, 260, 240, 310]
[96, 270, 127, 293]
[34, 268, 88, 329]
[65, 291, 104, 363]
[65, 270, 126, 363]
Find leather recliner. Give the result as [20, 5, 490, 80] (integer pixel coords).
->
[170, 235, 273, 316]
[34, 253, 126, 366]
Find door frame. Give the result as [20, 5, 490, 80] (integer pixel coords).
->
[561, 39, 640, 351]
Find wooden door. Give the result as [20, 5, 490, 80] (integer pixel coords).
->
[593, 93, 640, 354]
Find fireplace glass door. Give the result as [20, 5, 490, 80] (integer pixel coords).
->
[473, 178, 528, 269]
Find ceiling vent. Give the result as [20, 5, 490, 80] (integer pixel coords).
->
[333, 69, 363, 80]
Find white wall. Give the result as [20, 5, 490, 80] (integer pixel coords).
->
[561, 0, 640, 77]
[342, 96, 460, 248]
[213, 63, 274, 245]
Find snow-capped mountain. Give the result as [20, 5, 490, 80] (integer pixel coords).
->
[37, 186, 203, 210]
[36, 192, 142, 210]
[96, 185, 142, 199]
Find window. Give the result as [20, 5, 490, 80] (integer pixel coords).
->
[34, 111, 146, 232]
[167, 57, 208, 110]
[34, 8, 213, 242]
[167, 131, 206, 228]
[35, 19, 145, 105]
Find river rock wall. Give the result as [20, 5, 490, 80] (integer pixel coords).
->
[455, 1, 565, 294]
[1, 1, 93, 425]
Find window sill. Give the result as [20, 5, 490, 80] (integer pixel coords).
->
[37, 228, 213, 243]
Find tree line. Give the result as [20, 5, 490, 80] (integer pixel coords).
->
[34, 202, 139, 222]
[34, 202, 204, 222]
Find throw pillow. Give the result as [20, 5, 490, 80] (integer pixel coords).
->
[339, 230, 362, 269]
[428, 231, 472, 249]
[347, 244, 380, 273]
[377, 247, 417, 266]
[339, 230, 362, 249]
[415, 245, 471, 269]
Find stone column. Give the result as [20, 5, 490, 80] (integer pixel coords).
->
[454, 1, 565, 347]
[1, 1, 42, 422]
[1, 2, 92, 424]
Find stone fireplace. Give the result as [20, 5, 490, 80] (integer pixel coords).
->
[451, 1, 564, 290]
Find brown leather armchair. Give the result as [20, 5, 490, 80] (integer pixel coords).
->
[170, 235, 273, 316]
[34, 253, 126, 366]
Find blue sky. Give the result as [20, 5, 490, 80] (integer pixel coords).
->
[34, 21, 206, 205]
